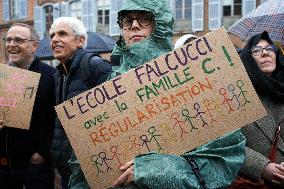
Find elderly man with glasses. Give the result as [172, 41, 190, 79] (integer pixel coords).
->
[0, 23, 56, 189]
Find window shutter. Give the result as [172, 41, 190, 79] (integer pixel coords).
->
[19, 0, 27, 19]
[3, 0, 10, 21]
[242, 0, 256, 15]
[34, 6, 44, 39]
[53, 3, 60, 19]
[60, 2, 69, 17]
[109, 0, 124, 36]
[81, 0, 96, 32]
[208, 0, 221, 30]
[192, 0, 204, 32]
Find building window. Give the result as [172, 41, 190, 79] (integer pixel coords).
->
[175, 0, 192, 20]
[69, 0, 81, 19]
[97, 9, 109, 25]
[44, 5, 53, 36]
[223, 0, 242, 16]
[3, 0, 27, 21]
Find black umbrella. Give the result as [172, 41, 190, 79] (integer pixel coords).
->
[85, 32, 116, 53]
[35, 36, 53, 60]
[35, 32, 116, 60]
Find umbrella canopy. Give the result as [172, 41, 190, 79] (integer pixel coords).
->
[228, 0, 284, 43]
[85, 32, 116, 53]
[35, 32, 116, 60]
[35, 36, 54, 60]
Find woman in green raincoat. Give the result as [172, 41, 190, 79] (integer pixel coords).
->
[68, 0, 246, 188]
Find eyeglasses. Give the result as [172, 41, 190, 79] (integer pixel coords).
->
[3, 37, 34, 45]
[251, 45, 278, 57]
[118, 12, 153, 30]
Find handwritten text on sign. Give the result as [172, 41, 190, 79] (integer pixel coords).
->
[0, 64, 40, 130]
[55, 28, 266, 189]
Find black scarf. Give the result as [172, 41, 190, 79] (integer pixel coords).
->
[240, 31, 284, 102]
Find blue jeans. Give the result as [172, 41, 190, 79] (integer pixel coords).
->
[0, 163, 54, 189]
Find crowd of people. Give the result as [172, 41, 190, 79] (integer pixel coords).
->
[0, 0, 283, 188]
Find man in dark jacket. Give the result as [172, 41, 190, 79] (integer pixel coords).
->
[49, 17, 112, 188]
[0, 23, 56, 189]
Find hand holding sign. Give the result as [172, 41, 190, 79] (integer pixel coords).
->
[0, 119, 3, 130]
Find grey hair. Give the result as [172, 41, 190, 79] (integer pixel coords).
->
[50, 17, 88, 48]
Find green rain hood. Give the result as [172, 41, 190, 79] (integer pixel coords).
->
[111, 0, 173, 75]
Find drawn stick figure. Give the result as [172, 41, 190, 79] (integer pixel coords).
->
[140, 135, 151, 152]
[203, 99, 218, 124]
[219, 88, 235, 113]
[91, 155, 104, 176]
[228, 84, 241, 109]
[110, 146, 124, 168]
[236, 80, 250, 106]
[0, 107, 11, 122]
[148, 126, 165, 152]
[181, 109, 198, 132]
[129, 135, 142, 151]
[98, 152, 113, 173]
[193, 103, 208, 127]
[171, 112, 189, 138]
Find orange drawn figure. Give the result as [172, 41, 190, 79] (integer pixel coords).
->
[129, 135, 142, 151]
[236, 80, 250, 107]
[110, 146, 124, 168]
[219, 87, 235, 113]
[147, 126, 165, 153]
[171, 112, 189, 139]
[91, 154, 104, 176]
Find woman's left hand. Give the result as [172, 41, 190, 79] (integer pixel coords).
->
[273, 162, 284, 185]
[112, 160, 134, 187]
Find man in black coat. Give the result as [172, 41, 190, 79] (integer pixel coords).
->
[0, 23, 56, 189]
[49, 17, 112, 189]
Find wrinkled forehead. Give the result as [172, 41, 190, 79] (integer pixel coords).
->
[7, 26, 31, 38]
[50, 22, 75, 35]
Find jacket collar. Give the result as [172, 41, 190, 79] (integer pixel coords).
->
[56, 48, 85, 74]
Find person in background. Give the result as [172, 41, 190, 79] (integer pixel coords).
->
[49, 17, 112, 189]
[230, 31, 284, 189]
[68, 0, 246, 189]
[0, 23, 56, 189]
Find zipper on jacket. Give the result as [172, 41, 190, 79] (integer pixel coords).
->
[62, 74, 69, 101]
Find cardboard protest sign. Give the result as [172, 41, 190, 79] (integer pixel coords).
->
[55, 28, 266, 189]
[0, 64, 40, 129]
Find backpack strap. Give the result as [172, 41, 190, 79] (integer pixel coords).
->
[184, 157, 208, 189]
[79, 52, 101, 89]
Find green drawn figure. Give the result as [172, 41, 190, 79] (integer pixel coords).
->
[228, 84, 241, 109]
[91, 154, 104, 176]
[181, 109, 198, 132]
[147, 126, 165, 153]
[236, 80, 251, 106]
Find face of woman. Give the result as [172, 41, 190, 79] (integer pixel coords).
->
[251, 39, 277, 75]
[120, 11, 155, 47]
